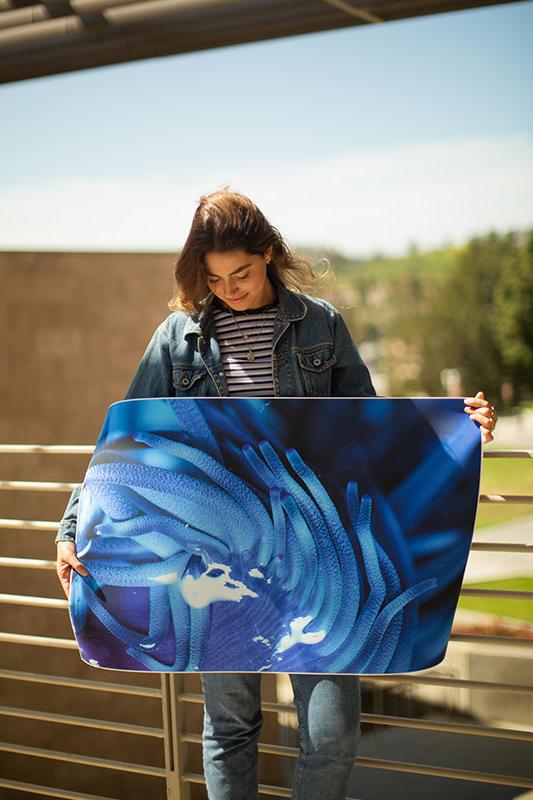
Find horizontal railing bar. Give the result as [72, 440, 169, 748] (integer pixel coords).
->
[483, 450, 533, 458]
[184, 754, 533, 789]
[0, 593, 68, 608]
[362, 675, 533, 694]
[0, 445, 529, 457]
[0, 557, 56, 570]
[0, 518, 59, 531]
[362, 714, 533, 741]
[179, 707, 533, 741]
[0, 445, 93, 454]
[0, 741, 166, 776]
[449, 633, 533, 646]
[0, 778, 119, 800]
[1, 445, 527, 457]
[470, 542, 533, 553]
[479, 495, 533, 504]
[0, 632, 78, 648]
[0, 480, 77, 492]
[0, 668, 161, 697]
[0, 705, 163, 737]
[352, 756, 533, 788]
[460, 588, 533, 599]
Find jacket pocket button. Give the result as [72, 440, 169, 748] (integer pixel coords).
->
[313, 357, 321, 366]
[181, 377, 190, 386]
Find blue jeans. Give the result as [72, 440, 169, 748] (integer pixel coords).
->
[200, 673, 361, 800]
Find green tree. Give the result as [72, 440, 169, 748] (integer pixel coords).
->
[493, 229, 533, 402]
[423, 231, 518, 405]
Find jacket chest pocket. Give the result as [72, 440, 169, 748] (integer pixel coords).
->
[296, 346, 337, 396]
[172, 365, 209, 395]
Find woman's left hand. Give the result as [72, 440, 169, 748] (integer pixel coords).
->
[464, 390, 498, 445]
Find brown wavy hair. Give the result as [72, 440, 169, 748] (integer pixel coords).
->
[168, 186, 333, 315]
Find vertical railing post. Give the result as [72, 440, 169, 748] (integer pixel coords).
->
[161, 672, 191, 800]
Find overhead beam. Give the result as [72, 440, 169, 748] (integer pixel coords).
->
[0, 0, 525, 84]
[321, 0, 383, 23]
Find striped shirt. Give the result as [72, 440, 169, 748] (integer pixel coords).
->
[211, 296, 278, 396]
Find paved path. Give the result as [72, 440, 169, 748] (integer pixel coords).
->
[463, 513, 533, 582]
[486, 408, 533, 448]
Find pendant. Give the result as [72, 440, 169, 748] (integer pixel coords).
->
[247, 349, 254, 362]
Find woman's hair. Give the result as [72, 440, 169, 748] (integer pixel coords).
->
[168, 186, 333, 314]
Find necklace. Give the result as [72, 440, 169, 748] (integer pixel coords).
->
[225, 304, 276, 362]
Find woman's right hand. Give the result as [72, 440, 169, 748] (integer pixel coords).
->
[56, 541, 89, 599]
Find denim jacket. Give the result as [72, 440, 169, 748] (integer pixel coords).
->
[55, 273, 375, 543]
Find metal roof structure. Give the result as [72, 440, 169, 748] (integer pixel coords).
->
[0, 0, 525, 84]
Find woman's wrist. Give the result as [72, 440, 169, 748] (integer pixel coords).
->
[55, 532, 76, 545]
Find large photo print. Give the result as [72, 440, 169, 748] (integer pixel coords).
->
[70, 397, 482, 674]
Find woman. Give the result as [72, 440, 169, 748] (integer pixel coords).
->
[56, 187, 498, 800]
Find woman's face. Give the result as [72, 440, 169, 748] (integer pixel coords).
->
[203, 248, 276, 310]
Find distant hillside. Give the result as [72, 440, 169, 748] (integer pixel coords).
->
[297, 227, 533, 405]
[295, 244, 462, 352]
[300, 243, 461, 285]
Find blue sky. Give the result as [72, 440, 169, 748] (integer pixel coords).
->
[1, 0, 532, 256]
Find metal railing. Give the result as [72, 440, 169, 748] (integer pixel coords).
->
[0, 445, 532, 799]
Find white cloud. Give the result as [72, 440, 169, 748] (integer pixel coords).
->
[1, 133, 532, 256]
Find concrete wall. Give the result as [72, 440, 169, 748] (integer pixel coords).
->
[1, 250, 178, 444]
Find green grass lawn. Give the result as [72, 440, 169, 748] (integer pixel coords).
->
[474, 453, 533, 529]
[458, 577, 533, 622]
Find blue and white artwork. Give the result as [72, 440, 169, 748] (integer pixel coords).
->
[70, 397, 482, 674]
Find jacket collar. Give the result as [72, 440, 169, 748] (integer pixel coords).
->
[183, 270, 308, 339]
